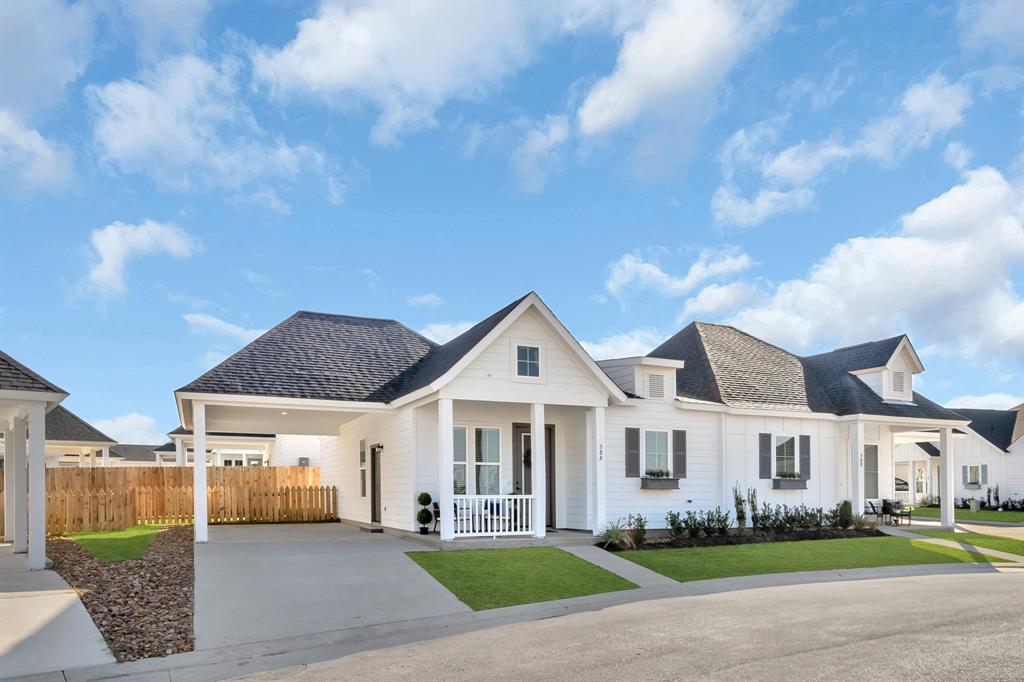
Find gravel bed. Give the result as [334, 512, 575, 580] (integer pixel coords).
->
[47, 526, 194, 662]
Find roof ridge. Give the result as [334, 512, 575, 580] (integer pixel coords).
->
[695, 320, 801, 360]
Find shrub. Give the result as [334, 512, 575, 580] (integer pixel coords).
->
[628, 513, 648, 548]
[838, 500, 853, 529]
[599, 519, 634, 550]
[666, 511, 685, 539]
[852, 513, 875, 530]
[683, 510, 702, 538]
[746, 488, 760, 531]
[417, 492, 432, 507]
[732, 483, 746, 527]
[709, 507, 731, 535]
[416, 507, 433, 526]
[645, 469, 671, 479]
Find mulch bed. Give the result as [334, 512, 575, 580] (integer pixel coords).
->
[603, 527, 885, 551]
[47, 526, 194, 662]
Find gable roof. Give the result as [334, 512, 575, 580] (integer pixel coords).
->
[649, 322, 963, 421]
[916, 442, 940, 457]
[178, 311, 437, 403]
[46, 406, 115, 444]
[0, 350, 67, 394]
[950, 408, 1018, 452]
[110, 444, 160, 461]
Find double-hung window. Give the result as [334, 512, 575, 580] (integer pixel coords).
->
[453, 427, 468, 495]
[644, 430, 669, 475]
[967, 465, 981, 485]
[359, 439, 367, 497]
[516, 345, 540, 378]
[474, 427, 500, 495]
[775, 436, 796, 477]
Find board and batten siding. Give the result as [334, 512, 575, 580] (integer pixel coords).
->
[441, 308, 607, 407]
[603, 402, 721, 528]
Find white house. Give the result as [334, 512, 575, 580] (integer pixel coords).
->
[173, 292, 970, 543]
[894, 406, 1024, 505]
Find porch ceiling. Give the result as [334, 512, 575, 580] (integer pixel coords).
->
[202, 404, 366, 436]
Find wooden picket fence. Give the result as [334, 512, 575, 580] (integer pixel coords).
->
[2, 466, 338, 535]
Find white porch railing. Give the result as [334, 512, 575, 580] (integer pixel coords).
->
[452, 495, 534, 537]
[894, 492, 913, 505]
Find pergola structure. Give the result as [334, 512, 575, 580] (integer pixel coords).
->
[1, 351, 68, 570]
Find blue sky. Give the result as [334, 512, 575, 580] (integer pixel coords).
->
[1, 0, 1022, 444]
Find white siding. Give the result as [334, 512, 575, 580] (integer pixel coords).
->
[442, 308, 607, 407]
[859, 370, 884, 397]
[271, 435, 321, 467]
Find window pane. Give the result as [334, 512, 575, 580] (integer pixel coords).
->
[775, 436, 796, 476]
[516, 345, 540, 377]
[475, 428, 500, 463]
[359, 439, 366, 466]
[453, 463, 467, 495]
[476, 464, 499, 494]
[453, 426, 467, 462]
[644, 430, 668, 472]
[969, 466, 979, 484]
[864, 445, 879, 498]
[360, 470, 366, 497]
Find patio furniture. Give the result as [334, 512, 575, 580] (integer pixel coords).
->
[866, 501, 885, 524]
[890, 501, 912, 525]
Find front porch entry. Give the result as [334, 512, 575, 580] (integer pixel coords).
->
[512, 423, 555, 529]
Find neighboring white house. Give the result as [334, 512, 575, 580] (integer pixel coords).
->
[895, 406, 1024, 505]
[156, 427, 316, 468]
[172, 292, 970, 543]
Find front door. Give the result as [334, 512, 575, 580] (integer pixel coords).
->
[370, 444, 382, 524]
[512, 424, 555, 528]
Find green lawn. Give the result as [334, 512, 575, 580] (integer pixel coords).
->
[912, 506, 1024, 523]
[618, 537, 1003, 583]
[68, 525, 165, 563]
[914, 530, 1024, 558]
[407, 547, 636, 610]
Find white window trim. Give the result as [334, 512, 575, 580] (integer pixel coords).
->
[967, 464, 981, 485]
[452, 426, 469, 496]
[510, 339, 546, 384]
[641, 428, 671, 477]
[771, 434, 800, 478]
[469, 424, 502, 496]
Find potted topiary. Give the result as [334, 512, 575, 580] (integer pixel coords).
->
[416, 492, 433, 534]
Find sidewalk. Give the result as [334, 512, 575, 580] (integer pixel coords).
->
[881, 525, 1024, 563]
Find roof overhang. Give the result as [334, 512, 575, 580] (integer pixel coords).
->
[0, 390, 68, 425]
[598, 356, 686, 370]
[45, 439, 117, 448]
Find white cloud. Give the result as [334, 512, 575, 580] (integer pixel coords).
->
[946, 393, 1023, 410]
[606, 248, 754, 300]
[235, 186, 291, 215]
[85, 219, 202, 298]
[581, 328, 664, 360]
[407, 293, 444, 307]
[943, 142, 974, 170]
[577, 1, 789, 137]
[89, 55, 325, 192]
[679, 281, 759, 322]
[183, 313, 266, 344]
[117, 0, 212, 60]
[957, 0, 1024, 58]
[715, 73, 973, 226]
[726, 166, 1024, 362]
[420, 321, 474, 344]
[511, 115, 569, 193]
[92, 413, 163, 445]
[0, 110, 74, 193]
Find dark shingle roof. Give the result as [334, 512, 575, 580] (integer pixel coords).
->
[110, 444, 160, 461]
[917, 442, 940, 457]
[46, 406, 115, 443]
[178, 311, 437, 402]
[0, 351, 66, 394]
[168, 427, 274, 438]
[650, 322, 963, 421]
[949, 408, 1018, 452]
[154, 442, 176, 452]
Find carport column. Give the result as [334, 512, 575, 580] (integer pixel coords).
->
[11, 417, 27, 553]
[27, 402, 46, 570]
[850, 421, 865, 515]
[939, 426, 955, 530]
[193, 402, 208, 543]
[591, 406, 606, 535]
[531, 403, 546, 538]
[101, 446, 110, 467]
[437, 398, 454, 540]
[2, 426, 12, 542]
[175, 438, 184, 466]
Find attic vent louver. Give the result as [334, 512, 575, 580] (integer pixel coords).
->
[647, 373, 665, 399]
[892, 371, 905, 394]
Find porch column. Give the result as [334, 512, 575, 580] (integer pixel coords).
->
[531, 403, 546, 538]
[27, 402, 46, 570]
[2, 426, 12, 542]
[590, 406, 606, 535]
[437, 398, 454, 541]
[939, 426, 955, 529]
[193, 402, 208, 543]
[850, 421, 865, 515]
[175, 438, 184, 466]
[908, 463, 917, 506]
[12, 417, 27, 553]
[101, 446, 110, 467]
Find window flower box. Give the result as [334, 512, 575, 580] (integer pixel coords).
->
[772, 478, 807, 490]
[641, 477, 680, 490]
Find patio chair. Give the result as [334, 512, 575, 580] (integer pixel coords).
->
[866, 501, 884, 524]
[891, 501, 912, 526]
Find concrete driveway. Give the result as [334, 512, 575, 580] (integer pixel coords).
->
[195, 524, 468, 649]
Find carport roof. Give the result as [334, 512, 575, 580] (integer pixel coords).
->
[0, 350, 67, 394]
[46, 405, 115, 444]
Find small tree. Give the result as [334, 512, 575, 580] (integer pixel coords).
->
[746, 488, 760, 531]
[416, 492, 433, 534]
[732, 483, 746, 530]
[838, 500, 853, 529]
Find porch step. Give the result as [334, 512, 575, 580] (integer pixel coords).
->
[358, 524, 384, 534]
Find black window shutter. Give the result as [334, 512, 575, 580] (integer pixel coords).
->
[625, 427, 640, 478]
[672, 430, 686, 479]
[799, 435, 811, 480]
[759, 433, 772, 479]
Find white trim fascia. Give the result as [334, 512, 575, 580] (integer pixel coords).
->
[175, 392, 391, 412]
[837, 413, 970, 428]
[887, 336, 925, 374]
[46, 439, 117, 448]
[0, 390, 67, 407]
[671, 400, 839, 421]
[390, 293, 627, 408]
[598, 356, 686, 369]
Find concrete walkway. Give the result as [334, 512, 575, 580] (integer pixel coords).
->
[882, 525, 1024, 563]
[0, 545, 113, 679]
[560, 545, 678, 588]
